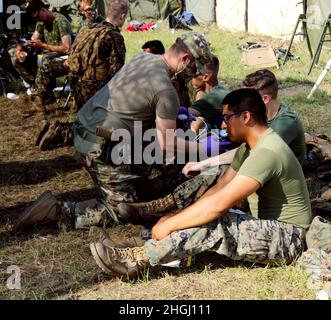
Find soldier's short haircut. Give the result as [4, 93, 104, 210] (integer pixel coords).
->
[203, 54, 219, 77]
[169, 37, 193, 60]
[242, 69, 278, 99]
[107, 0, 129, 18]
[223, 88, 267, 125]
[142, 40, 165, 54]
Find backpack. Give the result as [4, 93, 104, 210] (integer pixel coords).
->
[68, 23, 118, 80]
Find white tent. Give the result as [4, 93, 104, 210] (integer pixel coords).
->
[216, 0, 304, 38]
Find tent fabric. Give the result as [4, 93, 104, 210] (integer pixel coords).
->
[126, 0, 183, 21]
[305, 0, 331, 51]
[185, 0, 215, 24]
[46, 0, 76, 7]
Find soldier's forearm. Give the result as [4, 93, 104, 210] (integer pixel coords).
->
[42, 43, 70, 54]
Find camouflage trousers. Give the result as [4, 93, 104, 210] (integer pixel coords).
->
[73, 79, 105, 110]
[173, 165, 228, 209]
[145, 210, 306, 266]
[64, 158, 185, 227]
[34, 56, 69, 99]
[8, 47, 38, 85]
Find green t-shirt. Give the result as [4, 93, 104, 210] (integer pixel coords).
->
[190, 84, 228, 127]
[231, 128, 312, 229]
[77, 52, 179, 135]
[269, 103, 306, 165]
[36, 13, 72, 46]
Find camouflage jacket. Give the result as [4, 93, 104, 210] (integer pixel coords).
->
[35, 12, 72, 46]
[68, 21, 126, 83]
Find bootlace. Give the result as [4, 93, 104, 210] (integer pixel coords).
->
[111, 246, 146, 262]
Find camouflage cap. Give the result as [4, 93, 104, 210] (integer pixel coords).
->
[180, 32, 212, 74]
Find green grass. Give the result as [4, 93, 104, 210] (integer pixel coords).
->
[0, 24, 330, 300]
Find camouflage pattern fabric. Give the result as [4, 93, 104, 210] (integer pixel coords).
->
[296, 248, 331, 287]
[60, 198, 118, 229]
[68, 21, 125, 81]
[8, 47, 39, 86]
[87, 159, 141, 212]
[173, 165, 228, 209]
[69, 21, 125, 109]
[34, 55, 69, 99]
[35, 12, 72, 46]
[306, 215, 331, 253]
[145, 211, 305, 266]
[73, 79, 105, 110]
[57, 161, 184, 229]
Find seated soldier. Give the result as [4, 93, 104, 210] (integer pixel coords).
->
[89, 88, 312, 277]
[34, 0, 128, 150]
[189, 55, 228, 132]
[116, 69, 307, 226]
[183, 68, 306, 177]
[77, 0, 104, 33]
[15, 0, 72, 117]
[13, 31, 213, 233]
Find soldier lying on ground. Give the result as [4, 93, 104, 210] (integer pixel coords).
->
[13, 31, 213, 232]
[88, 88, 312, 277]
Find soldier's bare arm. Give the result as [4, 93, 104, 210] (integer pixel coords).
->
[155, 116, 204, 154]
[182, 147, 238, 178]
[151, 174, 260, 240]
[30, 34, 71, 54]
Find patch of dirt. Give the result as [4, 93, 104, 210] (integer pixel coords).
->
[279, 83, 313, 97]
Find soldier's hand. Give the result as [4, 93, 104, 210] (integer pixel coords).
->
[151, 215, 174, 241]
[29, 39, 44, 49]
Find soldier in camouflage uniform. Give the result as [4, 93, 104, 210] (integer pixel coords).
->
[88, 88, 312, 278]
[35, 0, 127, 149]
[11, 0, 72, 116]
[77, 0, 104, 33]
[14, 30, 213, 232]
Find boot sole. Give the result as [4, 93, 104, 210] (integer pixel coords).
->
[14, 191, 53, 232]
[35, 121, 50, 147]
[90, 243, 117, 276]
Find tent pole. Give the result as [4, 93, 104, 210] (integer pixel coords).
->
[307, 58, 331, 99]
[245, 0, 248, 32]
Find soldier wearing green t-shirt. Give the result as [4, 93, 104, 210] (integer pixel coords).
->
[189, 55, 228, 130]
[88, 88, 312, 277]
[116, 69, 307, 226]
[182, 69, 306, 177]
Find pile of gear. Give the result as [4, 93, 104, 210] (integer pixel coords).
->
[297, 133, 331, 294]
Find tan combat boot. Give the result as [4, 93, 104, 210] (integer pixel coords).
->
[14, 191, 63, 232]
[22, 96, 46, 118]
[38, 120, 73, 150]
[117, 194, 176, 226]
[35, 120, 50, 147]
[88, 226, 146, 248]
[90, 242, 149, 277]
